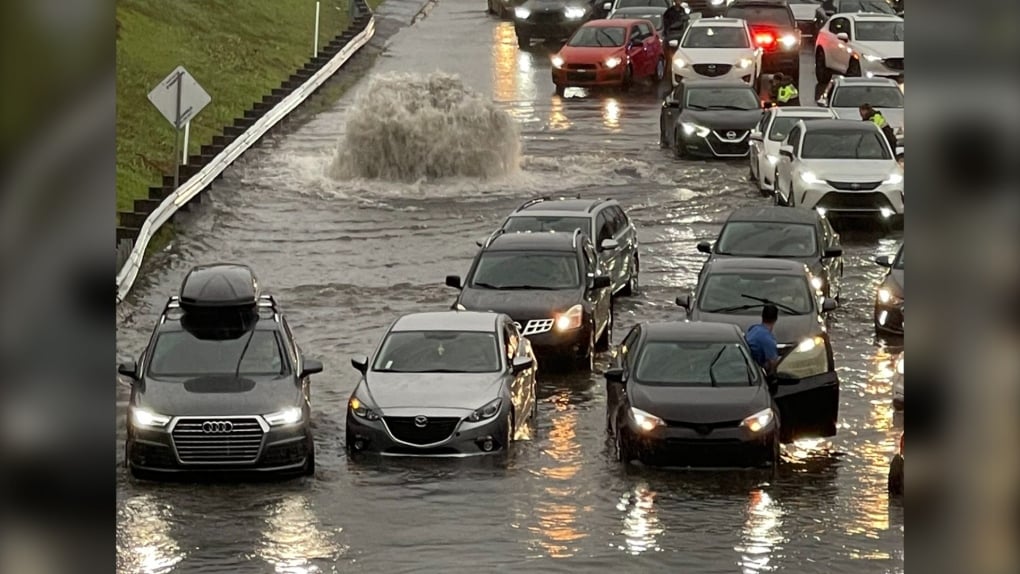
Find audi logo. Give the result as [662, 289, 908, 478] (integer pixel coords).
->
[414, 415, 428, 428]
[202, 421, 234, 433]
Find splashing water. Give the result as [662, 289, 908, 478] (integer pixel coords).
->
[329, 72, 521, 182]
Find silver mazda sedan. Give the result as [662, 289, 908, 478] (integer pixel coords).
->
[346, 311, 538, 457]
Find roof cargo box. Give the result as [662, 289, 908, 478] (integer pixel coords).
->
[179, 264, 260, 310]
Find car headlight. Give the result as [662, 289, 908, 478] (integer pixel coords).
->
[767, 154, 779, 165]
[467, 398, 503, 422]
[878, 287, 903, 305]
[681, 122, 710, 137]
[515, 7, 531, 19]
[863, 53, 883, 62]
[349, 396, 381, 421]
[551, 56, 565, 69]
[265, 406, 303, 426]
[630, 407, 665, 432]
[883, 173, 903, 185]
[776, 336, 829, 379]
[896, 355, 904, 375]
[709, 0, 725, 5]
[564, 6, 586, 19]
[810, 276, 824, 292]
[779, 34, 798, 49]
[555, 304, 583, 331]
[672, 55, 687, 69]
[605, 56, 622, 69]
[800, 171, 824, 185]
[740, 408, 774, 433]
[131, 407, 171, 428]
[737, 58, 753, 69]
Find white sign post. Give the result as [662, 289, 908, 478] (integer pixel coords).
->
[314, 2, 321, 57]
[147, 66, 211, 188]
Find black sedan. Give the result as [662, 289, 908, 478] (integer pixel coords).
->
[873, 242, 904, 336]
[606, 322, 780, 467]
[512, 0, 596, 48]
[696, 206, 845, 300]
[660, 80, 765, 159]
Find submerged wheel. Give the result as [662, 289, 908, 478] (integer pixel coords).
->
[574, 324, 596, 371]
[673, 129, 686, 159]
[596, 308, 613, 352]
[303, 440, 316, 476]
[621, 256, 639, 296]
[554, 83, 565, 96]
[654, 57, 665, 82]
[622, 64, 634, 90]
[815, 50, 831, 83]
[616, 431, 634, 464]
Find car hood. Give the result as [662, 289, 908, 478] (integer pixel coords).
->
[137, 375, 301, 417]
[798, 158, 899, 180]
[459, 287, 581, 321]
[714, 253, 822, 275]
[558, 45, 625, 65]
[522, 0, 578, 11]
[854, 41, 904, 59]
[883, 267, 904, 293]
[831, 107, 904, 129]
[676, 48, 756, 63]
[629, 382, 771, 424]
[364, 372, 504, 413]
[790, 5, 816, 20]
[691, 310, 822, 345]
[680, 109, 763, 130]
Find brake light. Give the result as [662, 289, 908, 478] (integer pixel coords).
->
[754, 31, 775, 48]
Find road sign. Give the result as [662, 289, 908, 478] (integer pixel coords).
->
[147, 66, 210, 129]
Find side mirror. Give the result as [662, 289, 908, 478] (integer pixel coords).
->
[600, 238, 619, 251]
[300, 358, 324, 378]
[445, 274, 463, 289]
[749, 130, 763, 142]
[593, 275, 612, 289]
[875, 255, 892, 267]
[675, 294, 691, 310]
[475, 238, 486, 247]
[351, 355, 368, 375]
[511, 356, 534, 375]
[605, 367, 625, 383]
[836, 32, 849, 42]
[668, 39, 679, 48]
[696, 240, 712, 254]
[779, 145, 794, 159]
[821, 297, 838, 312]
[118, 360, 138, 380]
[603, 2, 612, 10]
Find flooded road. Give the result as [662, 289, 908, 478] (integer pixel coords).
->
[116, 2, 904, 572]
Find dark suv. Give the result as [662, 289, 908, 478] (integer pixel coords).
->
[725, 0, 802, 83]
[447, 230, 613, 370]
[498, 196, 640, 296]
[512, 0, 596, 49]
[119, 264, 323, 479]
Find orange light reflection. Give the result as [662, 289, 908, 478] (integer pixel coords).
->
[530, 391, 586, 558]
[735, 489, 784, 573]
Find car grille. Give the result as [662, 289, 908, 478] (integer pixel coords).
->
[825, 180, 882, 191]
[693, 63, 733, 77]
[816, 191, 894, 211]
[529, 12, 565, 25]
[385, 416, 460, 446]
[566, 70, 597, 82]
[565, 63, 597, 70]
[884, 58, 904, 70]
[665, 419, 743, 433]
[705, 130, 751, 157]
[171, 418, 265, 464]
[519, 318, 554, 336]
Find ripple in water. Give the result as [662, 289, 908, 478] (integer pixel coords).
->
[329, 72, 521, 182]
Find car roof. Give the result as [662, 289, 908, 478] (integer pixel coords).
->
[585, 18, 639, 28]
[611, 6, 666, 14]
[391, 311, 500, 332]
[516, 198, 606, 214]
[841, 12, 902, 22]
[690, 17, 745, 27]
[726, 206, 821, 225]
[682, 79, 757, 89]
[641, 321, 745, 342]
[799, 118, 878, 132]
[705, 257, 809, 274]
[485, 231, 583, 252]
[832, 75, 900, 87]
[772, 106, 837, 117]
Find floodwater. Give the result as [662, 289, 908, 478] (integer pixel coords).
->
[116, 2, 904, 572]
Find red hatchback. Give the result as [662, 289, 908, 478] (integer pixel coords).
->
[551, 19, 666, 95]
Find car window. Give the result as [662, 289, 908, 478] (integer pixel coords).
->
[682, 26, 751, 49]
[854, 20, 904, 42]
[725, 6, 795, 27]
[568, 26, 627, 47]
[788, 125, 802, 154]
[619, 325, 642, 369]
[686, 87, 760, 110]
[769, 116, 828, 142]
[716, 222, 819, 258]
[831, 85, 903, 108]
[802, 128, 892, 160]
[639, 23, 654, 38]
[596, 211, 615, 243]
[829, 17, 851, 37]
[373, 331, 501, 373]
[610, 206, 629, 235]
[149, 329, 289, 377]
[634, 341, 755, 386]
[756, 111, 771, 135]
[503, 215, 590, 235]
[892, 245, 904, 269]
[698, 273, 815, 315]
[629, 25, 642, 42]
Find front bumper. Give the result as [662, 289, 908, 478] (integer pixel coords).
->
[514, 18, 583, 40]
[676, 128, 752, 158]
[672, 63, 754, 87]
[526, 323, 590, 358]
[553, 65, 627, 88]
[860, 57, 904, 81]
[346, 408, 510, 457]
[798, 183, 904, 216]
[623, 422, 777, 467]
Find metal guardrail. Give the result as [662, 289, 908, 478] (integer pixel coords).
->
[115, 14, 377, 305]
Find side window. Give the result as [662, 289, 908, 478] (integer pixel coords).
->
[639, 23, 653, 39]
[503, 324, 519, 361]
[630, 25, 642, 43]
[596, 210, 614, 243]
[610, 206, 629, 235]
[279, 316, 299, 362]
[788, 125, 802, 155]
[756, 111, 771, 134]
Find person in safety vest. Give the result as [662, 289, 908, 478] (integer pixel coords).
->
[771, 73, 799, 106]
[859, 103, 898, 153]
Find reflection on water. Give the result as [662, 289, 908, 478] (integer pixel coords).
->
[492, 23, 538, 115]
[616, 483, 663, 555]
[531, 391, 586, 558]
[602, 98, 621, 131]
[735, 489, 784, 573]
[117, 495, 185, 574]
[548, 95, 572, 131]
[257, 494, 344, 573]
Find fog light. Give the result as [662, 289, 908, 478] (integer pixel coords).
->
[353, 438, 365, 451]
[478, 436, 495, 452]
[878, 310, 888, 325]
[880, 207, 895, 219]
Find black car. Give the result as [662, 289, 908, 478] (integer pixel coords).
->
[606, 322, 780, 467]
[873, 242, 903, 336]
[498, 196, 640, 296]
[488, 0, 529, 19]
[119, 264, 323, 479]
[660, 80, 764, 159]
[512, 0, 596, 48]
[447, 230, 613, 370]
[725, 0, 802, 83]
[814, 0, 896, 34]
[683, 0, 729, 19]
[696, 206, 845, 299]
[677, 258, 840, 441]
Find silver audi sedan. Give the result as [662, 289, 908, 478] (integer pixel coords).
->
[345, 311, 538, 457]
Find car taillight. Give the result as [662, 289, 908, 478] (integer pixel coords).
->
[753, 31, 775, 48]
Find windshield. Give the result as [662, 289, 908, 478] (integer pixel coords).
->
[855, 21, 904, 41]
[838, 0, 895, 14]
[725, 7, 794, 27]
[612, 12, 663, 29]
[471, 251, 580, 290]
[568, 26, 627, 48]
[372, 331, 500, 373]
[831, 86, 903, 108]
[686, 87, 760, 110]
[717, 222, 819, 257]
[769, 116, 828, 141]
[699, 273, 814, 315]
[635, 341, 755, 386]
[617, 0, 661, 7]
[148, 329, 288, 377]
[503, 216, 590, 235]
[802, 129, 891, 159]
[682, 26, 749, 48]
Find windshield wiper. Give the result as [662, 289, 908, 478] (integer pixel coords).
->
[414, 368, 467, 373]
[707, 346, 728, 388]
[704, 303, 764, 314]
[740, 294, 801, 315]
[706, 104, 754, 110]
[471, 281, 506, 290]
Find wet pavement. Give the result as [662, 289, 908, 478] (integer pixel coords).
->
[116, 2, 904, 572]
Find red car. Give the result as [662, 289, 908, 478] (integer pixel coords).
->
[551, 19, 666, 95]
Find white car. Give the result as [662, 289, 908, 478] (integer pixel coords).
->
[815, 12, 903, 81]
[749, 106, 837, 194]
[670, 17, 761, 87]
[602, 0, 672, 17]
[817, 75, 904, 151]
[773, 119, 904, 219]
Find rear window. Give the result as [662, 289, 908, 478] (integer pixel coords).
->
[725, 6, 794, 27]
[831, 85, 903, 108]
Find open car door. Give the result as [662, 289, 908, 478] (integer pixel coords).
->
[770, 337, 840, 442]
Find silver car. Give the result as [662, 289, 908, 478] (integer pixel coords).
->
[346, 311, 538, 457]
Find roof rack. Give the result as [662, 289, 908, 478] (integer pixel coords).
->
[586, 198, 607, 213]
[483, 228, 507, 249]
[177, 263, 261, 311]
[515, 197, 550, 212]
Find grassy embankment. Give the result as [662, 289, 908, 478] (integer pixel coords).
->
[116, 0, 383, 214]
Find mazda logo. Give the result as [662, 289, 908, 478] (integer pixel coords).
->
[726, 131, 737, 139]
[202, 421, 233, 433]
[414, 415, 428, 428]
[707, 64, 716, 69]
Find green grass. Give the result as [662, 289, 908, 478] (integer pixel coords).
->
[116, 0, 368, 213]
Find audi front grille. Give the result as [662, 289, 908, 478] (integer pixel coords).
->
[384, 416, 460, 446]
[171, 417, 265, 464]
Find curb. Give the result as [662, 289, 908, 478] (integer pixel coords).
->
[412, 0, 439, 24]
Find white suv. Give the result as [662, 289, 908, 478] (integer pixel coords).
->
[670, 17, 762, 87]
[748, 106, 837, 194]
[815, 12, 904, 82]
[773, 119, 904, 220]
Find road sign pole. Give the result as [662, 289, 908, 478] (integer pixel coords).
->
[314, 2, 320, 57]
[171, 69, 183, 189]
[182, 121, 190, 165]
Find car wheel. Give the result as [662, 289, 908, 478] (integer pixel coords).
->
[615, 429, 634, 464]
[574, 324, 595, 371]
[654, 57, 665, 82]
[622, 64, 634, 90]
[673, 128, 686, 159]
[303, 438, 316, 476]
[596, 307, 612, 352]
[620, 256, 638, 296]
[847, 58, 861, 77]
[815, 49, 831, 83]
[554, 83, 565, 96]
[517, 33, 529, 49]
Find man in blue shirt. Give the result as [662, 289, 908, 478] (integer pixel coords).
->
[745, 304, 780, 374]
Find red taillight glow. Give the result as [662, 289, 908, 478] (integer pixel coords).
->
[754, 32, 775, 47]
